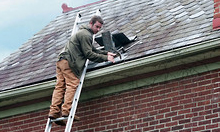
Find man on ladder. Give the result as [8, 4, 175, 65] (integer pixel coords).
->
[48, 14, 116, 126]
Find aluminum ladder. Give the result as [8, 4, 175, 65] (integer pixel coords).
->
[45, 9, 101, 132]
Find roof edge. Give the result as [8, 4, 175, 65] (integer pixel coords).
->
[0, 38, 220, 106]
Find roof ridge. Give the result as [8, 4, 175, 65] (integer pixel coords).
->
[62, 0, 107, 13]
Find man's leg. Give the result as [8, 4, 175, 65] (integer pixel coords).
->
[49, 60, 66, 118]
[61, 60, 80, 117]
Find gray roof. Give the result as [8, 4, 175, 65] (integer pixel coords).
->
[0, 0, 219, 91]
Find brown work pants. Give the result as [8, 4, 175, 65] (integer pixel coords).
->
[49, 59, 80, 117]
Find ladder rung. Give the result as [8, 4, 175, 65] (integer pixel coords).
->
[51, 117, 68, 122]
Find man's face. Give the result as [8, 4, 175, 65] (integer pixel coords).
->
[90, 21, 102, 34]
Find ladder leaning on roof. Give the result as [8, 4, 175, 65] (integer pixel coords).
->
[44, 9, 101, 132]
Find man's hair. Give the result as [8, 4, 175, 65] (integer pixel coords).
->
[90, 15, 104, 25]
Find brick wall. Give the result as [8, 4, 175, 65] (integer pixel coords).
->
[213, 0, 220, 29]
[0, 69, 220, 132]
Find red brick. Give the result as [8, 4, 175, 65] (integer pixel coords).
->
[192, 126, 205, 131]
[172, 125, 184, 131]
[193, 96, 206, 102]
[184, 103, 196, 109]
[112, 128, 124, 132]
[154, 104, 166, 110]
[213, 128, 220, 132]
[141, 97, 153, 103]
[199, 120, 211, 125]
[180, 98, 192, 104]
[199, 110, 212, 116]
[137, 122, 148, 128]
[213, 87, 220, 93]
[185, 113, 198, 118]
[143, 117, 154, 122]
[184, 122, 197, 128]
[192, 106, 204, 112]
[147, 91, 159, 97]
[160, 118, 171, 123]
[205, 104, 218, 110]
[179, 119, 191, 124]
[192, 116, 204, 122]
[160, 98, 172, 104]
[167, 91, 179, 98]
[159, 89, 171, 95]
[212, 117, 220, 123]
[198, 100, 210, 106]
[153, 85, 166, 91]
[178, 109, 190, 115]
[167, 101, 179, 107]
[173, 95, 184, 101]
[156, 114, 164, 120]
[206, 123, 219, 129]
[156, 124, 164, 129]
[172, 115, 184, 121]
[147, 101, 159, 107]
[165, 121, 178, 127]
[192, 86, 206, 92]
[179, 128, 192, 132]
[159, 108, 170, 114]
[171, 105, 183, 111]
[149, 110, 159, 116]
[198, 90, 211, 96]
[213, 108, 220, 113]
[212, 77, 220, 83]
[95, 126, 106, 131]
[150, 120, 158, 125]
[160, 127, 171, 132]
[179, 89, 192, 95]
[198, 80, 211, 86]
[165, 111, 177, 118]
[154, 95, 166, 101]
[166, 82, 179, 88]
[112, 118, 123, 124]
[143, 126, 154, 131]
[118, 121, 129, 127]
[206, 113, 218, 119]
[185, 93, 197, 99]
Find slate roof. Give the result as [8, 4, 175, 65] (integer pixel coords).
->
[0, 0, 219, 91]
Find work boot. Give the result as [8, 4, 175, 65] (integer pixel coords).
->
[62, 114, 80, 121]
[48, 113, 60, 119]
[49, 113, 66, 126]
[55, 120, 66, 126]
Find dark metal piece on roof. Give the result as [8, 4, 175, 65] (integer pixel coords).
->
[95, 32, 136, 49]
[102, 31, 115, 52]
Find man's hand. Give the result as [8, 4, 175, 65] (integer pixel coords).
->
[107, 52, 116, 63]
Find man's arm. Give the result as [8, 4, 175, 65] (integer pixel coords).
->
[80, 34, 116, 62]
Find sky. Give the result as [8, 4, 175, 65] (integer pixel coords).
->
[0, 0, 98, 62]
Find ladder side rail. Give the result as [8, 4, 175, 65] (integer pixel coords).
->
[65, 9, 101, 132]
[45, 116, 52, 132]
[71, 13, 81, 36]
